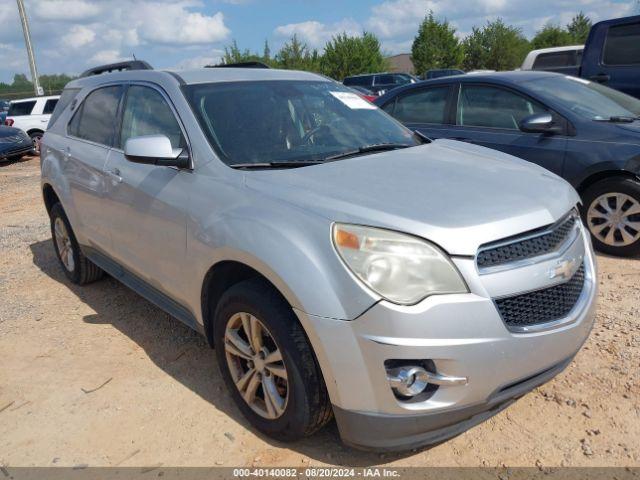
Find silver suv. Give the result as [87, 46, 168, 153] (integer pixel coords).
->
[41, 62, 596, 451]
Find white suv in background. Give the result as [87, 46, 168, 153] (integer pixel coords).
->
[4, 95, 60, 154]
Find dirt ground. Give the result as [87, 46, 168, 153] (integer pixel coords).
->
[0, 156, 638, 468]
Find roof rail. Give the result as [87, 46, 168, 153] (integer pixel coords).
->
[80, 60, 153, 78]
[206, 61, 270, 69]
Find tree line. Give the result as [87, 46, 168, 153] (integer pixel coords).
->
[222, 11, 593, 78]
[1, 11, 593, 100]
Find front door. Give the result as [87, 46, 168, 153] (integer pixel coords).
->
[448, 83, 568, 177]
[102, 84, 190, 304]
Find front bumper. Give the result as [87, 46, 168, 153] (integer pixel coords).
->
[295, 228, 597, 450]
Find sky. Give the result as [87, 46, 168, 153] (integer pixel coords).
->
[0, 0, 637, 83]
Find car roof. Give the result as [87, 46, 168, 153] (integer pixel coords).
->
[526, 45, 583, 56]
[11, 95, 59, 103]
[344, 72, 409, 79]
[375, 70, 564, 102]
[67, 67, 331, 89]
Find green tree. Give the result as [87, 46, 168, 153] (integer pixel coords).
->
[263, 39, 271, 63]
[274, 35, 321, 71]
[321, 32, 387, 80]
[411, 12, 463, 75]
[462, 19, 530, 71]
[531, 23, 574, 49]
[221, 40, 267, 65]
[567, 12, 592, 43]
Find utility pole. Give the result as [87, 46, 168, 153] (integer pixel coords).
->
[16, 0, 43, 96]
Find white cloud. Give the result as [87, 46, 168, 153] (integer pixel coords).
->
[274, 19, 361, 48]
[89, 50, 124, 65]
[174, 51, 225, 69]
[136, 8, 230, 45]
[61, 25, 96, 49]
[31, 0, 102, 21]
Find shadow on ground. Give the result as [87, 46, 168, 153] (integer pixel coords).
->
[29, 239, 426, 466]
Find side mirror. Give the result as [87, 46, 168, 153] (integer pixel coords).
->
[124, 134, 190, 168]
[519, 113, 561, 134]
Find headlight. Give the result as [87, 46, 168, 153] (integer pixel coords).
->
[332, 223, 468, 305]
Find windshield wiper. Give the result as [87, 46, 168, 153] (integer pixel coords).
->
[229, 161, 326, 169]
[325, 143, 414, 161]
[594, 115, 639, 123]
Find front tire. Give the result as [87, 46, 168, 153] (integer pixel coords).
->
[581, 177, 640, 257]
[50, 203, 104, 284]
[213, 278, 332, 441]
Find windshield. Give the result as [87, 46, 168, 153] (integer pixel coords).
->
[524, 76, 640, 120]
[184, 80, 417, 166]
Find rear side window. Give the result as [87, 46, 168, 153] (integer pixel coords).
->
[533, 51, 578, 69]
[457, 85, 546, 130]
[603, 22, 640, 65]
[120, 85, 184, 150]
[68, 86, 122, 146]
[48, 88, 79, 128]
[375, 74, 395, 85]
[43, 99, 58, 114]
[344, 76, 371, 87]
[8, 100, 36, 116]
[393, 87, 450, 124]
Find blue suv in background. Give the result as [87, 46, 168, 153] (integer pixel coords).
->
[376, 71, 640, 257]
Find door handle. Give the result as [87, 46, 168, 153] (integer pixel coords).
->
[589, 73, 610, 83]
[106, 168, 122, 183]
[63, 147, 71, 161]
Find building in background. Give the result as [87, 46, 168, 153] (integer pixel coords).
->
[386, 54, 414, 74]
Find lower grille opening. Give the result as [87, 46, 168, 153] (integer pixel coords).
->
[495, 263, 585, 329]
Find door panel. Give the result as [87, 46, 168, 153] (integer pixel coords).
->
[64, 140, 111, 251]
[65, 85, 124, 251]
[102, 84, 189, 303]
[102, 152, 188, 301]
[450, 84, 568, 176]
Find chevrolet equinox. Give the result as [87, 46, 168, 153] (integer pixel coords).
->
[40, 62, 597, 451]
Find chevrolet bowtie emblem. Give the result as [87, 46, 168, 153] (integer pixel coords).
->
[548, 257, 580, 280]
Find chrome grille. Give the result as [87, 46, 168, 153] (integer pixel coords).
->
[477, 213, 578, 270]
[495, 263, 585, 329]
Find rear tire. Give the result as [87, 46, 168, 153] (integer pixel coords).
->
[29, 131, 43, 156]
[213, 278, 332, 441]
[580, 177, 640, 257]
[50, 203, 104, 284]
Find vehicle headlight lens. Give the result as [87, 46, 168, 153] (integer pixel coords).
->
[332, 223, 468, 305]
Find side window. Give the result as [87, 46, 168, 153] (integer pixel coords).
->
[68, 86, 122, 146]
[457, 85, 546, 130]
[393, 87, 449, 124]
[375, 74, 395, 85]
[120, 85, 184, 150]
[48, 88, 80, 128]
[533, 51, 576, 69]
[8, 101, 36, 116]
[603, 22, 640, 66]
[43, 99, 59, 114]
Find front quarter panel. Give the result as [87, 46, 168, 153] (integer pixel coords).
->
[184, 173, 380, 325]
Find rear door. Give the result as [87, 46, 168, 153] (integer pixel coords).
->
[448, 83, 568, 176]
[381, 84, 458, 139]
[65, 85, 124, 252]
[583, 19, 640, 98]
[102, 83, 190, 304]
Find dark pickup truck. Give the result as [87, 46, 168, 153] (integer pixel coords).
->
[528, 15, 640, 98]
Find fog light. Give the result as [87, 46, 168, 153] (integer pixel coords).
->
[386, 366, 430, 397]
[386, 363, 468, 399]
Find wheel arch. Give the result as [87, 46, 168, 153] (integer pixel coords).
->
[42, 182, 61, 216]
[576, 169, 640, 197]
[200, 259, 299, 348]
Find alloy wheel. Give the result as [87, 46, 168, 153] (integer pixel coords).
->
[54, 217, 75, 272]
[587, 192, 640, 247]
[224, 312, 289, 419]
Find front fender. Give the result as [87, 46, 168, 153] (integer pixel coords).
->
[184, 188, 379, 325]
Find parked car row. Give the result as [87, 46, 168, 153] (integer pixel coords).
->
[41, 59, 598, 452]
[375, 70, 640, 257]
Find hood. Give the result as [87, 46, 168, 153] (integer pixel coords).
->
[245, 139, 580, 256]
[0, 126, 26, 138]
